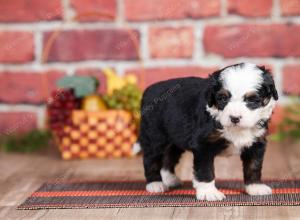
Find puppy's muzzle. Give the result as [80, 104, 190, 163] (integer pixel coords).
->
[230, 115, 242, 124]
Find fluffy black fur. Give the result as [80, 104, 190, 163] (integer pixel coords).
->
[139, 64, 278, 186]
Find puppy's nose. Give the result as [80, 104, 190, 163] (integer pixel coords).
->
[230, 116, 241, 124]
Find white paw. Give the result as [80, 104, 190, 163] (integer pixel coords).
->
[132, 142, 142, 155]
[245, 183, 272, 196]
[196, 188, 226, 201]
[146, 181, 168, 193]
[160, 169, 182, 188]
[193, 179, 226, 201]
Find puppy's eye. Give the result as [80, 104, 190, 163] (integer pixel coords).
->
[216, 95, 229, 102]
[245, 95, 260, 103]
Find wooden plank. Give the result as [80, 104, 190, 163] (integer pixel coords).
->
[0, 142, 299, 219]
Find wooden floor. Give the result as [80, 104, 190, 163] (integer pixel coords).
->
[0, 141, 300, 220]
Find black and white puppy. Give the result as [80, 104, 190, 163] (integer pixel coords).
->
[139, 63, 278, 201]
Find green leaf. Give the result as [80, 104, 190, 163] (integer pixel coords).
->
[0, 130, 52, 153]
[57, 76, 99, 98]
[272, 97, 300, 142]
[269, 133, 285, 142]
[282, 118, 296, 125]
[289, 130, 300, 138]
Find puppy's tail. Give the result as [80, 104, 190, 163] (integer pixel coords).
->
[132, 142, 142, 155]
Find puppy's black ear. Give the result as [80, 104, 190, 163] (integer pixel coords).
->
[259, 66, 278, 101]
[205, 71, 221, 107]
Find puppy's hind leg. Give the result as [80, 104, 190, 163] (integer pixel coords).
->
[161, 145, 184, 189]
[142, 141, 169, 193]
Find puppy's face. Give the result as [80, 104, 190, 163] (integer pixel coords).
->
[206, 63, 278, 129]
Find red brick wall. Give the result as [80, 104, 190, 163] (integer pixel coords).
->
[0, 0, 299, 134]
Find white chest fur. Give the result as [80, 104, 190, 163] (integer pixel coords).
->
[219, 126, 266, 156]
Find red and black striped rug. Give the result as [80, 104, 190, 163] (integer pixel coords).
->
[18, 179, 300, 209]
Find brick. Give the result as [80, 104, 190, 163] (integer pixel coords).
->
[75, 69, 107, 94]
[204, 24, 300, 58]
[269, 106, 284, 134]
[126, 66, 217, 89]
[0, 0, 62, 22]
[71, 0, 117, 21]
[0, 71, 65, 104]
[228, 0, 272, 17]
[0, 112, 37, 135]
[281, 0, 300, 16]
[0, 32, 34, 63]
[282, 65, 300, 95]
[149, 27, 194, 58]
[43, 30, 140, 62]
[124, 0, 220, 21]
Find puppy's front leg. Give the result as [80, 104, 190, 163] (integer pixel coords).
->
[192, 150, 226, 201]
[241, 141, 272, 196]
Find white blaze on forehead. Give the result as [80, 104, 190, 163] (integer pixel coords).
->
[220, 63, 263, 98]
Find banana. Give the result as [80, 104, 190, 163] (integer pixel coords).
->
[103, 68, 138, 95]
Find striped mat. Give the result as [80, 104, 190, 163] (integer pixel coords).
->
[18, 179, 300, 209]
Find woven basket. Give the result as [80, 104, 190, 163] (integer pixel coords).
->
[56, 110, 137, 160]
[43, 11, 143, 160]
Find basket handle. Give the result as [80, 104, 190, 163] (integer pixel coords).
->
[42, 11, 145, 101]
